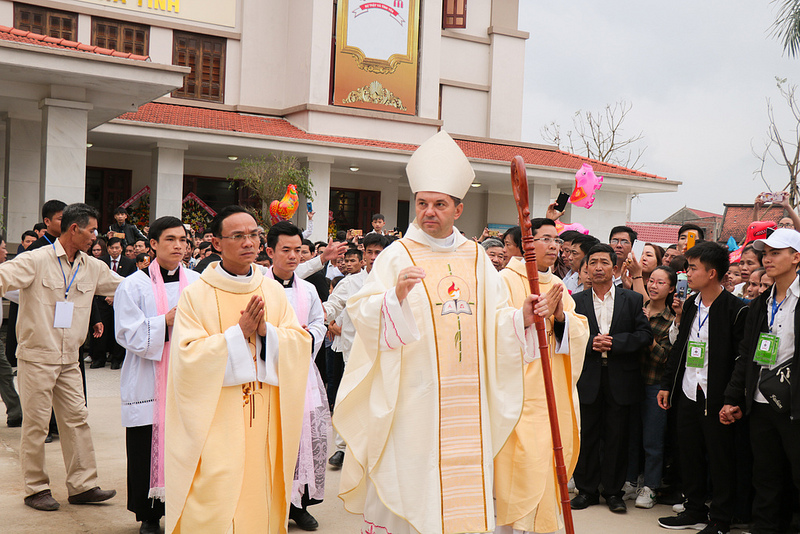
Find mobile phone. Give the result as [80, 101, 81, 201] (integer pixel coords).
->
[306, 201, 313, 212]
[352, 229, 363, 237]
[685, 230, 698, 250]
[675, 279, 689, 301]
[632, 239, 645, 259]
[555, 191, 570, 213]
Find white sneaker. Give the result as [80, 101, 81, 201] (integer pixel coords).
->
[622, 481, 638, 501]
[567, 478, 576, 494]
[673, 501, 686, 513]
[635, 486, 656, 509]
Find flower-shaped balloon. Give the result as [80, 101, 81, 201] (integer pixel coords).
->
[569, 163, 603, 209]
[554, 221, 590, 235]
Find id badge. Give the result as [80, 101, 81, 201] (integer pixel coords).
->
[754, 332, 780, 366]
[54, 301, 74, 329]
[686, 340, 707, 368]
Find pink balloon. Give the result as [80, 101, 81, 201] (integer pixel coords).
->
[555, 221, 590, 235]
[568, 163, 603, 209]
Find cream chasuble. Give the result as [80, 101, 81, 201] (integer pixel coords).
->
[334, 222, 526, 534]
[494, 258, 588, 533]
[165, 263, 311, 534]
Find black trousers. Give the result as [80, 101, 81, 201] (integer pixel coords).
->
[6, 301, 18, 367]
[749, 403, 800, 533]
[126, 425, 165, 522]
[677, 388, 736, 522]
[326, 348, 344, 412]
[574, 366, 631, 499]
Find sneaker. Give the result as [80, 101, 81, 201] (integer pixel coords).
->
[635, 485, 656, 509]
[673, 501, 686, 513]
[697, 520, 729, 534]
[622, 481, 638, 501]
[658, 511, 708, 530]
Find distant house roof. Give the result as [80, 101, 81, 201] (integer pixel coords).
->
[687, 208, 722, 219]
[0, 25, 150, 61]
[117, 103, 668, 179]
[720, 204, 787, 242]
[625, 222, 681, 246]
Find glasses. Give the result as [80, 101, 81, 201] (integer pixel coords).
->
[777, 223, 794, 229]
[220, 232, 260, 243]
[532, 237, 564, 245]
[610, 239, 631, 245]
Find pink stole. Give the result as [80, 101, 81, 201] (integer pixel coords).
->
[148, 260, 189, 500]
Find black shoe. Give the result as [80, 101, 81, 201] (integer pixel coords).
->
[328, 450, 344, 468]
[606, 495, 627, 513]
[110, 362, 121, 370]
[570, 493, 599, 510]
[697, 520, 729, 534]
[44, 434, 54, 443]
[139, 519, 161, 534]
[7, 417, 22, 427]
[289, 505, 319, 531]
[90, 361, 105, 369]
[68, 486, 116, 504]
[658, 510, 709, 530]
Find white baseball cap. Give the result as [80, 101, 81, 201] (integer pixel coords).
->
[753, 228, 800, 253]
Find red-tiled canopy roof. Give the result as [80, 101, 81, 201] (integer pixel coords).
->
[0, 25, 149, 61]
[117, 103, 666, 180]
[626, 222, 681, 245]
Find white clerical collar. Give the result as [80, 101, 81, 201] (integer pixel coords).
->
[406, 220, 467, 253]
[216, 263, 253, 282]
[167, 267, 179, 276]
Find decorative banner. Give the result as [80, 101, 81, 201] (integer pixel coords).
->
[333, 0, 420, 115]
[120, 185, 151, 209]
[76, 0, 236, 28]
[183, 192, 217, 217]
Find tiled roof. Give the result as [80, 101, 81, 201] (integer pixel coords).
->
[720, 204, 786, 242]
[0, 26, 149, 61]
[625, 222, 681, 245]
[117, 103, 666, 180]
[687, 208, 722, 219]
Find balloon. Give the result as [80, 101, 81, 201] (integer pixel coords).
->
[726, 236, 738, 252]
[744, 221, 776, 244]
[555, 221, 590, 235]
[568, 163, 603, 209]
[269, 184, 299, 225]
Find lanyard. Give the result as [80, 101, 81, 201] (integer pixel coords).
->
[770, 294, 787, 330]
[696, 297, 709, 337]
[50, 240, 79, 300]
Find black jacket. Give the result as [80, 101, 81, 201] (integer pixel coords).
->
[28, 232, 57, 251]
[101, 255, 137, 278]
[108, 222, 146, 248]
[194, 253, 221, 273]
[573, 286, 653, 406]
[724, 286, 800, 420]
[661, 290, 748, 415]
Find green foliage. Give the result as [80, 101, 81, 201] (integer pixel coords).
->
[229, 154, 314, 227]
[772, 0, 800, 57]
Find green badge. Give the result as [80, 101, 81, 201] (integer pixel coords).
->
[753, 333, 780, 366]
[686, 341, 707, 368]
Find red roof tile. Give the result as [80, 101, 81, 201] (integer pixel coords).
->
[117, 103, 666, 179]
[0, 26, 149, 61]
[625, 222, 681, 245]
[720, 204, 787, 242]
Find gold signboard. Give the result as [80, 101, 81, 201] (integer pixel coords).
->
[333, 0, 419, 115]
[76, 0, 236, 28]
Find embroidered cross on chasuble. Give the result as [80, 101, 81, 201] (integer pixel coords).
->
[400, 240, 487, 534]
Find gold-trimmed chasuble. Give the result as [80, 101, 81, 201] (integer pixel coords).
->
[401, 240, 487, 534]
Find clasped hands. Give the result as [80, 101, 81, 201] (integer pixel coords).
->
[239, 295, 267, 338]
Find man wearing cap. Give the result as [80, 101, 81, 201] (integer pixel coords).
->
[722, 228, 800, 534]
[334, 131, 543, 534]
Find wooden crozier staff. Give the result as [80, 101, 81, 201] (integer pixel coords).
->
[510, 155, 575, 534]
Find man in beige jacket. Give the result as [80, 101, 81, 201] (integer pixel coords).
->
[0, 203, 122, 511]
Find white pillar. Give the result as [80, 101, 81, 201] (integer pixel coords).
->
[150, 142, 187, 222]
[306, 157, 332, 242]
[39, 98, 92, 206]
[379, 178, 399, 231]
[4, 117, 42, 245]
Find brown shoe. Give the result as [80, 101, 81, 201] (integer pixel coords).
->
[68, 486, 116, 504]
[24, 490, 60, 511]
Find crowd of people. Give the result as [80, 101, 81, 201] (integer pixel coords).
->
[0, 130, 799, 534]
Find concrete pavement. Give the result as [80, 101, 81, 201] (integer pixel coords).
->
[0, 366, 750, 533]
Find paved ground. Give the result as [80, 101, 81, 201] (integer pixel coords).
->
[0, 366, 752, 533]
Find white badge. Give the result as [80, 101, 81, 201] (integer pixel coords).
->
[54, 301, 74, 328]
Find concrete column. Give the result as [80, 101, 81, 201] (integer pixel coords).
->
[379, 179, 399, 231]
[39, 98, 92, 206]
[4, 117, 42, 246]
[150, 142, 187, 222]
[306, 157, 332, 242]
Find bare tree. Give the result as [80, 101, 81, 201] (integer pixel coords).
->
[541, 100, 646, 169]
[753, 77, 800, 208]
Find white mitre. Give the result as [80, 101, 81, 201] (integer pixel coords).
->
[406, 130, 475, 200]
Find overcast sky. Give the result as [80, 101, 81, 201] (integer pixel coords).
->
[519, 1, 800, 222]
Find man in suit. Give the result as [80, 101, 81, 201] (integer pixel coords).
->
[571, 243, 653, 514]
[94, 237, 136, 369]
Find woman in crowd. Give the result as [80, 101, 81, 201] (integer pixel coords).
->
[745, 267, 765, 301]
[625, 243, 665, 300]
[734, 245, 763, 297]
